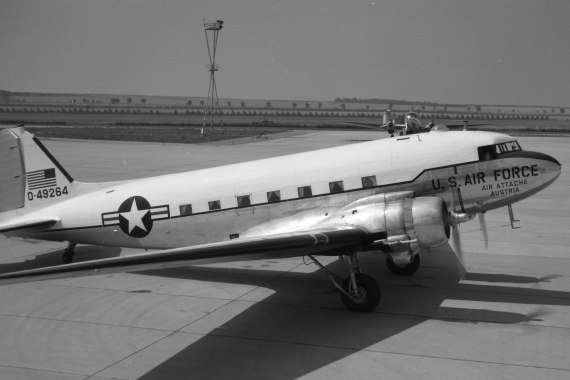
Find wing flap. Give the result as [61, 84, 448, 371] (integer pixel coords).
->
[0, 225, 366, 284]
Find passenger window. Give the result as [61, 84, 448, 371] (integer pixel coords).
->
[361, 175, 377, 188]
[237, 195, 251, 208]
[208, 200, 221, 210]
[297, 186, 312, 198]
[267, 190, 281, 203]
[179, 204, 192, 216]
[329, 180, 344, 194]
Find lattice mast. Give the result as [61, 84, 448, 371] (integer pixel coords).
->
[202, 19, 224, 136]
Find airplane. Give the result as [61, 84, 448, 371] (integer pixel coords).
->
[346, 110, 486, 137]
[0, 126, 561, 312]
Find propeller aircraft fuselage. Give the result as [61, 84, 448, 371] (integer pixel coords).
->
[0, 127, 561, 311]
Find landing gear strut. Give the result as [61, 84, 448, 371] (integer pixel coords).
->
[308, 253, 381, 312]
[62, 242, 77, 264]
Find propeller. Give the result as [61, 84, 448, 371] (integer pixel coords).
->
[450, 219, 464, 266]
[446, 189, 476, 273]
[447, 190, 490, 261]
[479, 212, 488, 249]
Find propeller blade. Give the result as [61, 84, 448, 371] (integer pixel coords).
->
[449, 224, 466, 278]
[479, 212, 488, 249]
[450, 224, 464, 264]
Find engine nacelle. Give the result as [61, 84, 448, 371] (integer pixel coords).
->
[331, 192, 450, 253]
[383, 197, 450, 250]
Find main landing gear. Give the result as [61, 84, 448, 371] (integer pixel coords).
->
[62, 242, 77, 264]
[308, 253, 381, 312]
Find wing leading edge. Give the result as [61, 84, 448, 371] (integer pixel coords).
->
[0, 225, 367, 284]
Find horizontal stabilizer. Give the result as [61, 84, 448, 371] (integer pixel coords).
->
[0, 225, 366, 284]
[0, 217, 60, 234]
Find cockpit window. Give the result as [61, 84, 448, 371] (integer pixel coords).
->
[478, 141, 522, 161]
[494, 141, 521, 154]
[478, 146, 496, 161]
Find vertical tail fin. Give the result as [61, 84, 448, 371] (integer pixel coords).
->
[0, 127, 74, 212]
[382, 110, 389, 125]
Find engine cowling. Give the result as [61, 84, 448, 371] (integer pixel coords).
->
[331, 193, 450, 253]
[384, 196, 450, 250]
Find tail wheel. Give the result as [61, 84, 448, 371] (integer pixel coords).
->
[62, 242, 77, 264]
[386, 254, 421, 276]
[340, 273, 381, 312]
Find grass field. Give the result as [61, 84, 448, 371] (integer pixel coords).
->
[2, 90, 568, 143]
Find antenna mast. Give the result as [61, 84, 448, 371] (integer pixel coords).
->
[202, 19, 224, 136]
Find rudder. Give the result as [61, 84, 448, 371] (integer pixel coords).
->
[0, 128, 26, 212]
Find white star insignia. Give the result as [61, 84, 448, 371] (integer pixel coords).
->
[120, 198, 150, 234]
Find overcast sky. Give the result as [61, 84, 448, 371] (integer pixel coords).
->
[1, 0, 568, 106]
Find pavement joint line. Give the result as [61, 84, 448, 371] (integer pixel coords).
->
[0, 363, 91, 379]
[403, 283, 570, 300]
[83, 297, 235, 380]
[190, 330, 570, 373]
[0, 311, 190, 333]
[37, 280, 247, 302]
[376, 310, 570, 330]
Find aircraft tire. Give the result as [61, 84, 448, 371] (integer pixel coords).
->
[340, 273, 381, 312]
[386, 254, 420, 276]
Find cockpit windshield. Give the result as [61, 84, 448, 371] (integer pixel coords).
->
[478, 141, 522, 161]
[494, 141, 521, 154]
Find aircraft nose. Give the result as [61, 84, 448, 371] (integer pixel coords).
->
[535, 151, 561, 184]
[536, 151, 561, 166]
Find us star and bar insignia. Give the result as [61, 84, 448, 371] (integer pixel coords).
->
[102, 196, 170, 238]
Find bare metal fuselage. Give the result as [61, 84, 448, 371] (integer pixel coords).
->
[5, 131, 560, 250]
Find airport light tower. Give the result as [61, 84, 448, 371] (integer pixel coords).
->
[202, 19, 224, 136]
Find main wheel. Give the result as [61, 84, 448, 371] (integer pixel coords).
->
[386, 254, 420, 276]
[340, 273, 381, 312]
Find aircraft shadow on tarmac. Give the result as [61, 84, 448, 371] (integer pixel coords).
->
[0, 245, 122, 274]
[127, 249, 570, 379]
[0, 244, 568, 379]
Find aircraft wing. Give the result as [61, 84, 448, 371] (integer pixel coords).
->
[438, 122, 490, 130]
[339, 121, 385, 130]
[0, 225, 367, 284]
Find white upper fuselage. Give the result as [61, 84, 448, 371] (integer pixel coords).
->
[2, 131, 561, 249]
